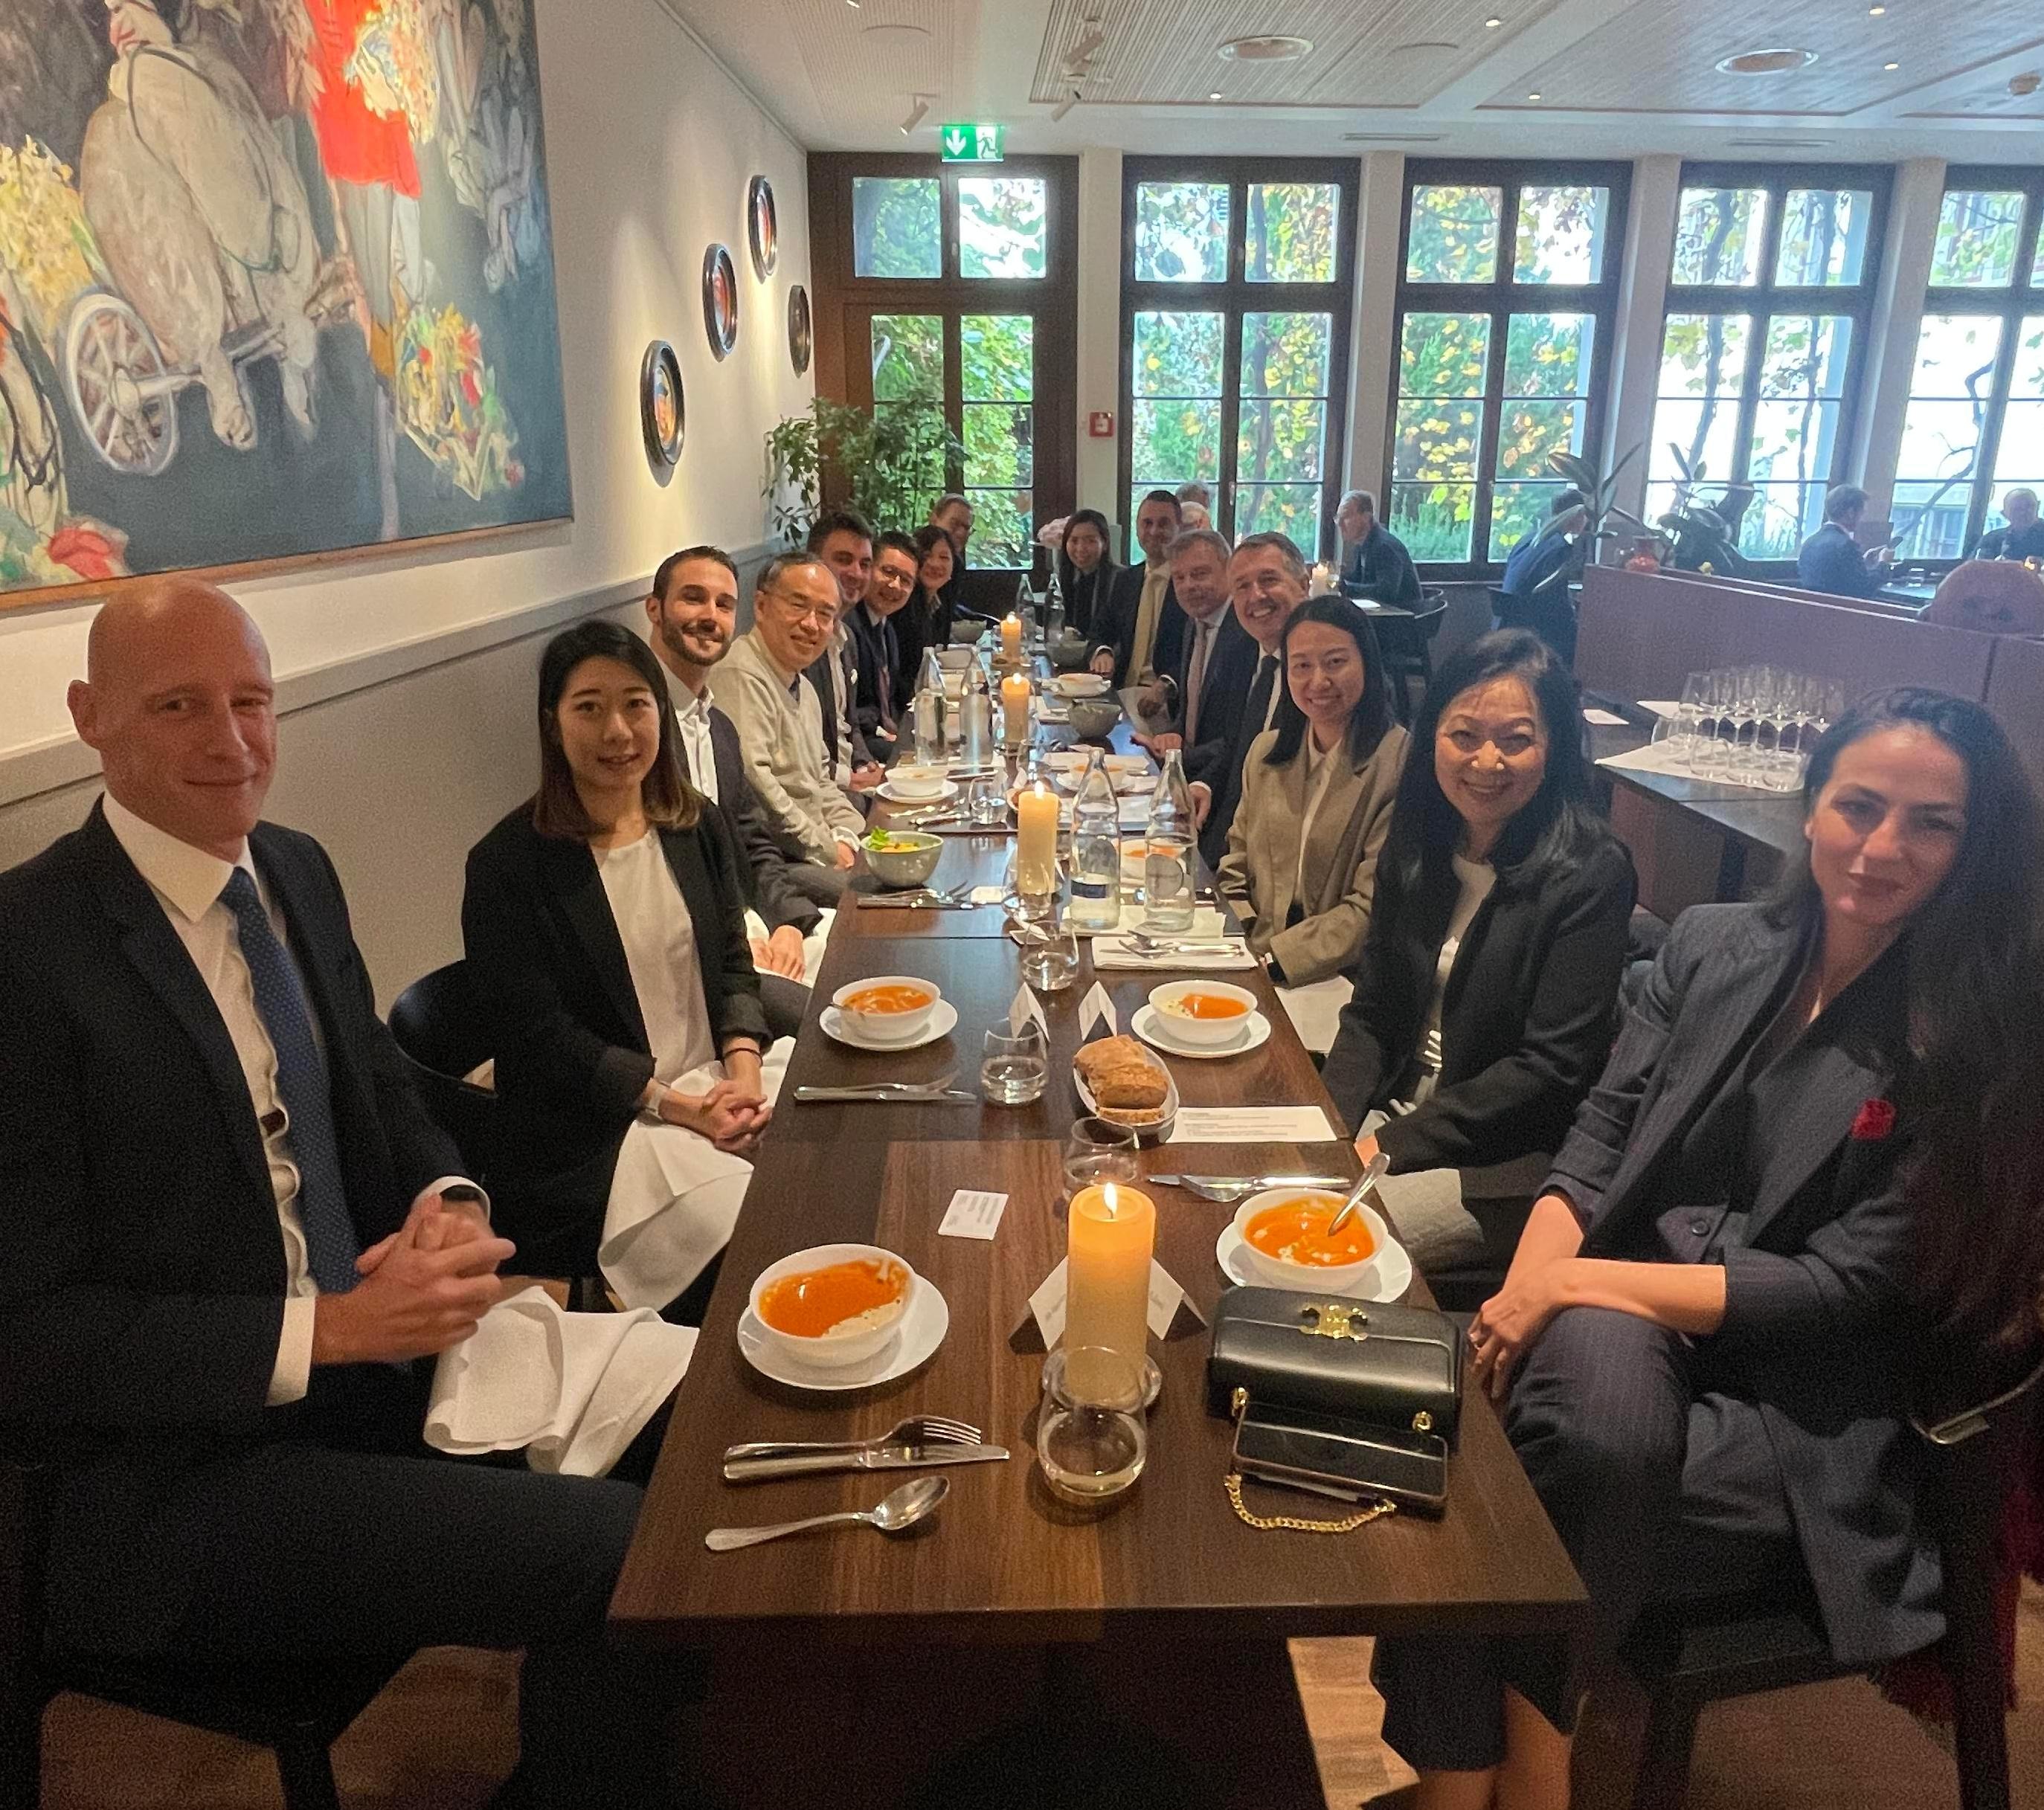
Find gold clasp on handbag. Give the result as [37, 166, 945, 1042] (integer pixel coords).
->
[1299, 1302, 1369, 1342]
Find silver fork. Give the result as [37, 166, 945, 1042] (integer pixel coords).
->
[1124, 933, 1242, 955]
[723, 1414, 983, 1466]
[1151, 1173, 1351, 1203]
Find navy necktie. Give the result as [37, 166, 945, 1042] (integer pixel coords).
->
[220, 868, 362, 1294]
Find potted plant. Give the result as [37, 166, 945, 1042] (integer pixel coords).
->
[762, 399, 964, 544]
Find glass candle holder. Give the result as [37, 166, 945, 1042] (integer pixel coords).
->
[1037, 1345, 1147, 1504]
[1061, 1116, 1141, 1202]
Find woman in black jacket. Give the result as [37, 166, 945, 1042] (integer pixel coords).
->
[1373, 686, 2044, 1810]
[463, 622, 771, 1314]
[1320, 630, 1635, 1275]
[1054, 508, 1117, 639]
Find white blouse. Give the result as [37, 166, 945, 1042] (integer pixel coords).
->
[1415, 853, 1497, 1087]
[594, 831, 716, 1083]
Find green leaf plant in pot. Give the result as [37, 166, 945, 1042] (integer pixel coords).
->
[1652, 444, 1754, 577]
[762, 399, 965, 545]
[1521, 444, 1647, 609]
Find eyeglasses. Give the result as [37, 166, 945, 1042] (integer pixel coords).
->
[763, 590, 836, 626]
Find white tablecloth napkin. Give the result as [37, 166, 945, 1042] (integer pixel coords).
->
[425, 1284, 697, 1477]
[1275, 973, 1352, 1054]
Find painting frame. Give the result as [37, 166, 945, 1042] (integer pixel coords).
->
[640, 339, 684, 468]
[0, 0, 575, 615]
[788, 285, 812, 376]
[748, 175, 778, 280]
[701, 244, 738, 361]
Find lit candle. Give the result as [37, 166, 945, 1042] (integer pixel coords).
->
[1000, 671, 1032, 744]
[1066, 1183, 1156, 1384]
[1000, 613, 1024, 657]
[1015, 782, 1060, 898]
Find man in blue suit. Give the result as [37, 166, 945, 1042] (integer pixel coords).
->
[1796, 485, 1894, 599]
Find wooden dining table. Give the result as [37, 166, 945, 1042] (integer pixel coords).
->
[610, 705, 1588, 1809]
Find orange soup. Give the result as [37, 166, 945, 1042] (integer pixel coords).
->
[842, 983, 934, 1015]
[1245, 1197, 1376, 1269]
[1165, 991, 1250, 1021]
[758, 1258, 908, 1338]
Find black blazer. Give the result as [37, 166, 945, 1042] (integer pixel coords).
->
[1168, 610, 1258, 790]
[1549, 903, 1936, 1665]
[1198, 645, 1282, 872]
[681, 704, 822, 938]
[803, 637, 874, 771]
[1339, 524, 1421, 606]
[845, 604, 901, 746]
[1320, 833, 1636, 1168]
[1059, 562, 1115, 639]
[1090, 563, 1185, 688]
[0, 804, 458, 1641]
[460, 803, 768, 1269]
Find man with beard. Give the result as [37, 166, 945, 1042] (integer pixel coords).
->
[645, 548, 835, 1029]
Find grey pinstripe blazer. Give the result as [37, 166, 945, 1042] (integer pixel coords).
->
[1546, 901, 1939, 1665]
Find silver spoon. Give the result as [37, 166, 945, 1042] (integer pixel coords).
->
[704, 1475, 949, 1552]
[1327, 1153, 1392, 1240]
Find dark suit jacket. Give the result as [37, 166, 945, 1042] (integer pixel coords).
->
[460, 803, 768, 1272]
[1796, 523, 1883, 599]
[1167, 611, 1258, 790]
[1340, 524, 1421, 605]
[1321, 833, 1636, 1168]
[1546, 902, 1937, 1664]
[804, 636, 874, 772]
[1198, 646, 1282, 871]
[681, 704, 822, 938]
[1059, 562, 1115, 640]
[1090, 562, 1185, 688]
[846, 604, 902, 747]
[0, 805, 459, 1641]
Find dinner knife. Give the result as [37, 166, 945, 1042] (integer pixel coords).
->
[722, 1443, 1010, 1482]
[791, 1086, 977, 1104]
[1147, 1173, 1350, 1190]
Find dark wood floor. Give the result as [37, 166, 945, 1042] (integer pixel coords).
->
[42, 1585, 2044, 1808]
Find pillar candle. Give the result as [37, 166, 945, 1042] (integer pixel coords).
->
[1000, 671, 1032, 744]
[1065, 1183, 1155, 1384]
[1000, 613, 1024, 657]
[1015, 782, 1060, 898]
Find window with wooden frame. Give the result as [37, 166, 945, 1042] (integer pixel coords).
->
[1119, 157, 1358, 558]
[807, 154, 1078, 570]
[1645, 163, 1891, 562]
[1892, 168, 2044, 560]
[1386, 160, 1630, 574]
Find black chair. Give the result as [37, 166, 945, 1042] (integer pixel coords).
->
[1373, 587, 1450, 722]
[389, 962, 609, 1312]
[1615, 1348, 2044, 1810]
[2, 1454, 408, 1810]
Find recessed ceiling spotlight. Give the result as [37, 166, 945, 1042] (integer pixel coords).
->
[1207, 89, 1223, 100]
[1868, 4, 1886, 14]
[1526, 91, 1542, 100]
[1714, 47, 1820, 74]
[1485, 15, 1503, 25]
[1218, 34, 1313, 61]
[1883, 59, 1900, 70]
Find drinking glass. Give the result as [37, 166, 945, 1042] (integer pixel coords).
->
[1676, 671, 1711, 765]
[1691, 669, 1736, 781]
[980, 1020, 1048, 1106]
[968, 773, 1009, 827]
[1036, 1345, 1147, 1504]
[1062, 1117, 1141, 1202]
[1019, 921, 1081, 992]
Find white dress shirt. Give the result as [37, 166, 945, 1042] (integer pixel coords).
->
[102, 795, 475, 1407]
[673, 687, 719, 808]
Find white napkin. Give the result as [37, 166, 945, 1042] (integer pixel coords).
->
[1274, 974, 1353, 1054]
[1092, 938, 1259, 972]
[1598, 740, 1772, 790]
[425, 1284, 697, 1477]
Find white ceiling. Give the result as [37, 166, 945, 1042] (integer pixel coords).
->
[660, 0, 2044, 161]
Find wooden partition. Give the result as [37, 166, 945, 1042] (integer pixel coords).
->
[1577, 566, 1996, 708]
[1983, 634, 2044, 789]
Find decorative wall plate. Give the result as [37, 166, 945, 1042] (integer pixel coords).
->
[704, 245, 739, 360]
[748, 175, 780, 280]
[788, 284, 812, 376]
[640, 339, 684, 467]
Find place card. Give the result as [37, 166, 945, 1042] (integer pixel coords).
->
[1009, 982, 1047, 1035]
[971, 885, 1007, 905]
[1581, 706, 1627, 727]
[1165, 1106, 1339, 1145]
[939, 1188, 1009, 1240]
[1077, 982, 1117, 1041]
[1012, 1257, 1206, 1351]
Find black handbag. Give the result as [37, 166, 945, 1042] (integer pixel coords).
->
[1206, 1286, 1462, 1520]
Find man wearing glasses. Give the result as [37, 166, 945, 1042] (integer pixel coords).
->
[717, 553, 867, 880]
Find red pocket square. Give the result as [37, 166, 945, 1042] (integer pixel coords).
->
[1851, 1098, 1896, 1141]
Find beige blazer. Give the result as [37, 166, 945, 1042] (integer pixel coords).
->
[1218, 722, 1409, 986]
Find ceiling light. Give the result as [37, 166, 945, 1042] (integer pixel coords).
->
[1070, 25, 1105, 59]
[1526, 91, 1542, 100]
[1207, 90, 1223, 100]
[1343, 132, 1446, 143]
[1392, 40, 1459, 54]
[1868, 4, 1886, 13]
[1883, 60, 1900, 70]
[1218, 34, 1313, 62]
[1485, 15, 1503, 25]
[1050, 89, 1079, 122]
[899, 95, 929, 135]
[1714, 47, 1819, 74]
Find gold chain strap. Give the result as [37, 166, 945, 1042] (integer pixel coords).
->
[1225, 1472, 1397, 1533]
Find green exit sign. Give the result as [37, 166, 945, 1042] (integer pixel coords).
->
[939, 122, 1005, 162]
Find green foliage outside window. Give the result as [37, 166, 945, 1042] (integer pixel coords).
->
[1244, 184, 1337, 283]
[1930, 191, 2025, 289]
[1672, 187, 1767, 287]
[1135, 182, 1228, 282]
[764, 398, 962, 546]
[962, 313, 1035, 565]
[960, 178, 1047, 279]
[853, 178, 941, 279]
[1406, 185, 1501, 283]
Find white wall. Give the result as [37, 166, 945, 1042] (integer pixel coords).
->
[0, 0, 812, 779]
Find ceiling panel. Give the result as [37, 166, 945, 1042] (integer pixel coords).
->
[782, 0, 954, 112]
[1490, 0, 2044, 117]
[1031, 0, 1564, 110]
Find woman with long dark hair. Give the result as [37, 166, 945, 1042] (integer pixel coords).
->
[907, 522, 961, 654]
[1218, 596, 1407, 1007]
[463, 622, 770, 1319]
[1373, 686, 2044, 1810]
[1320, 628, 1635, 1273]
[1053, 508, 1117, 639]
